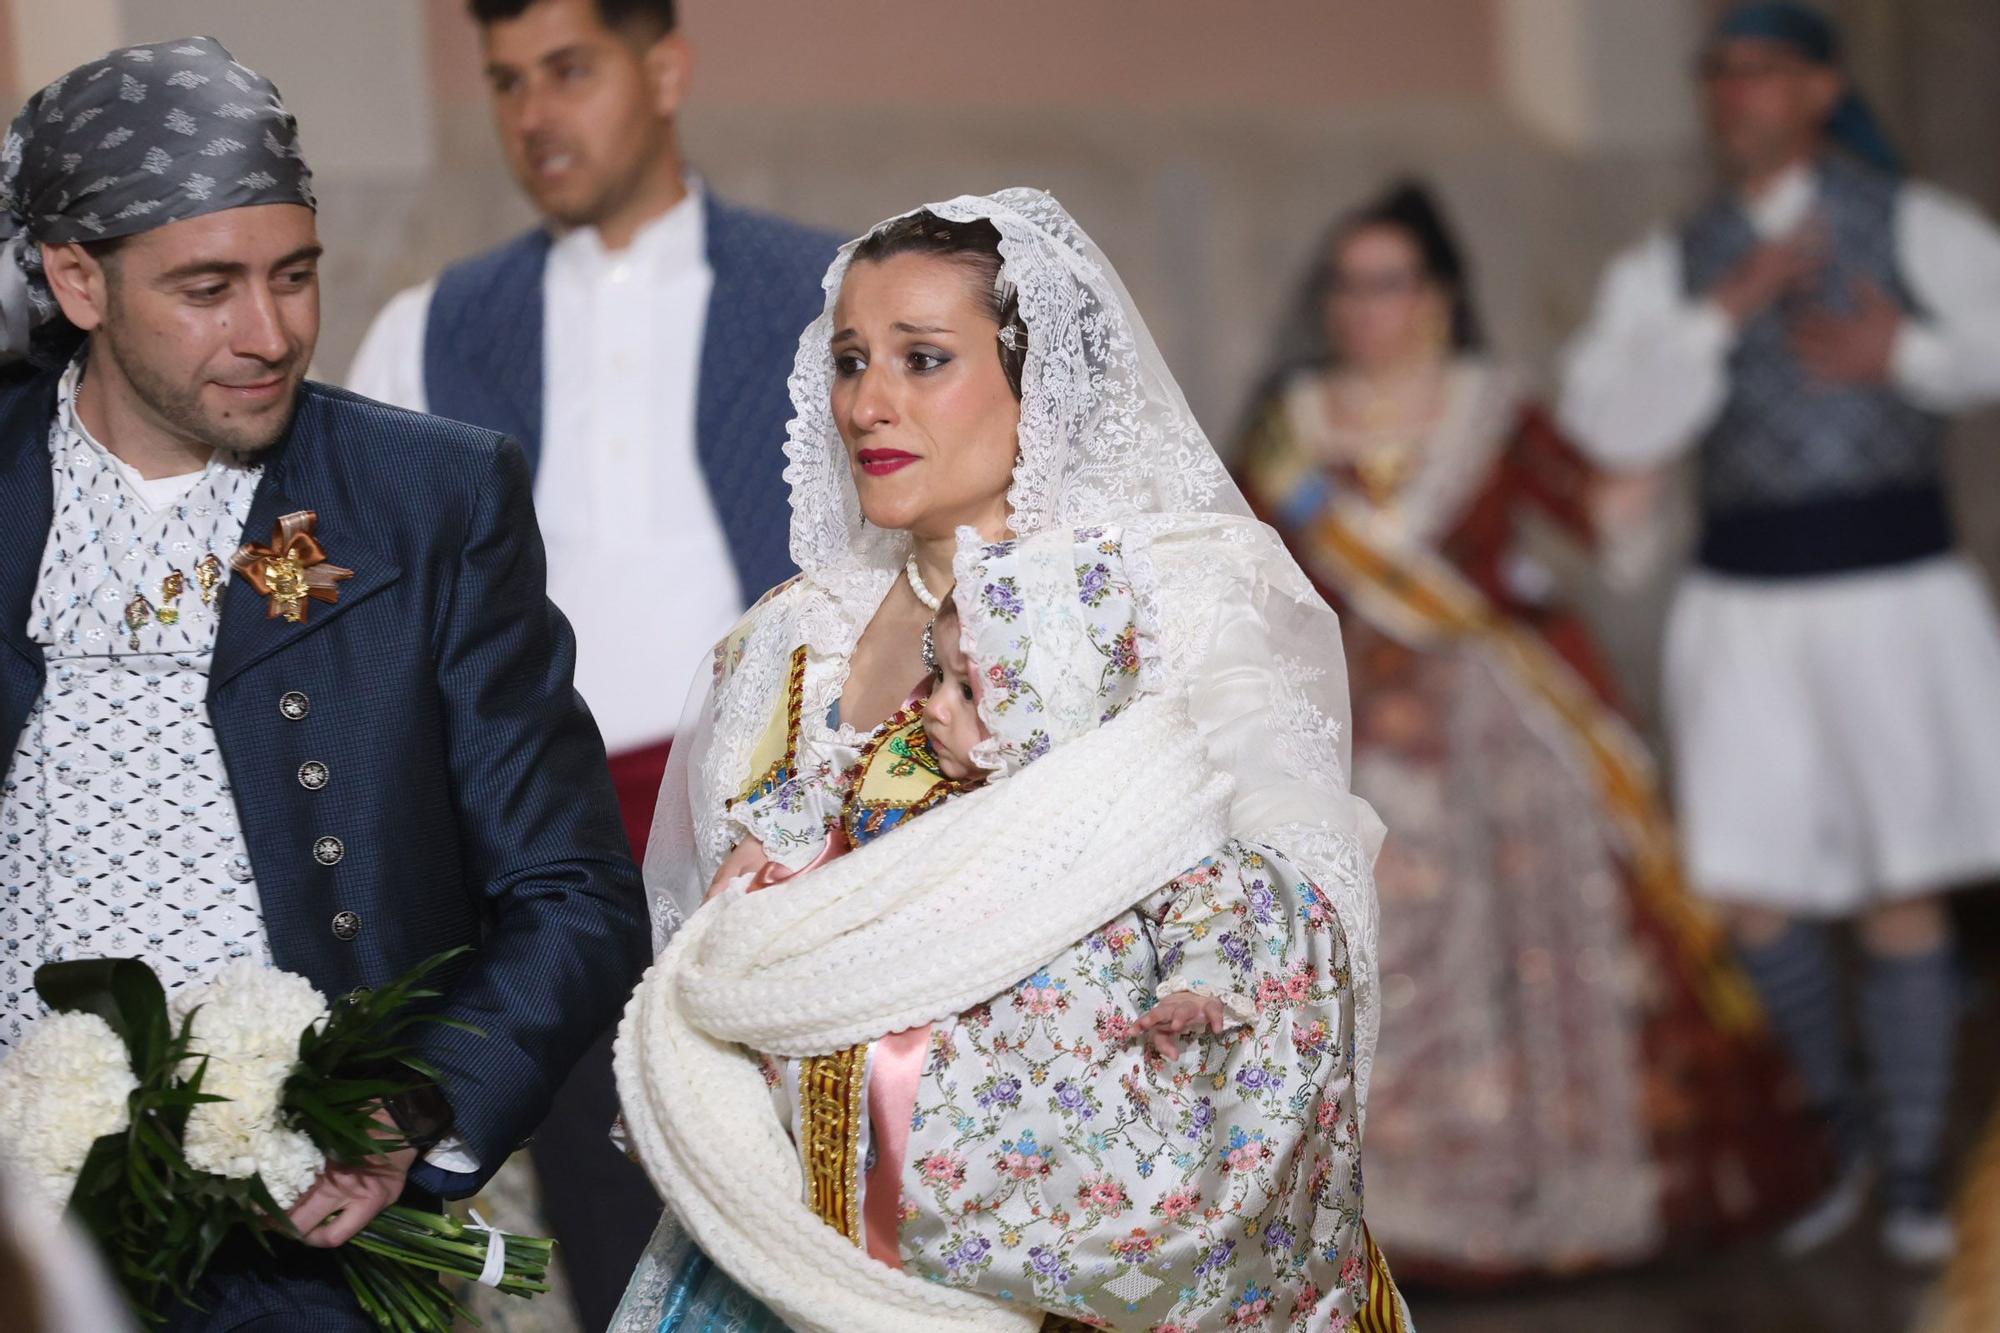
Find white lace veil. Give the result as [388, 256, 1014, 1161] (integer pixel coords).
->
[642, 187, 1384, 1094]
[783, 188, 1240, 592]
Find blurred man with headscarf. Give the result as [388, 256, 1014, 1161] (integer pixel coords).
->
[1560, 2, 2000, 1267]
[0, 38, 646, 1327]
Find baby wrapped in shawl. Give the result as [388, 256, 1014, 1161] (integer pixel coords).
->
[623, 524, 1404, 1332]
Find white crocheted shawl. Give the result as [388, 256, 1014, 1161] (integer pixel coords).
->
[618, 692, 1231, 1332]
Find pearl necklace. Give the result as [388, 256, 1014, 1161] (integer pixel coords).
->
[904, 555, 943, 611]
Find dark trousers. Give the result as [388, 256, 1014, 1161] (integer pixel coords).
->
[530, 1006, 664, 1329]
[533, 739, 670, 1329]
[158, 1235, 376, 1332]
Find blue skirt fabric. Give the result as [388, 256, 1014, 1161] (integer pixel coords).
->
[611, 1214, 789, 1333]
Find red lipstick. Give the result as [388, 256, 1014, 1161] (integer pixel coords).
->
[857, 448, 918, 477]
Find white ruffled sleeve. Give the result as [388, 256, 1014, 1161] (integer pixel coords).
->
[1891, 180, 2000, 412]
[1557, 229, 1735, 472]
[343, 280, 434, 410]
[1147, 518, 1387, 1108]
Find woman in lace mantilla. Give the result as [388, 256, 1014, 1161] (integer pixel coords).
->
[612, 189, 1405, 1333]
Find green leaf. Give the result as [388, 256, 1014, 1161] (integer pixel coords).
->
[35, 956, 169, 1069]
[245, 1175, 295, 1232]
[192, 1215, 230, 1277]
[66, 1130, 128, 1214]
[51, 947, 544, 1333]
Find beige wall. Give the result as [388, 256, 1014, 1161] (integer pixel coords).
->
[126, 1, 436, 179]
[6, 0, 120, 94]
[1500, 0, 1703, 152]
[0, 0, 1702, 421]
[677, 1, 1501, 109]
[388, 0, 1699, 425]
[0, 0, 15, 108]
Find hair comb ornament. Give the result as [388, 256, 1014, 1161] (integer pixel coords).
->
[997, 324, 1025, 352]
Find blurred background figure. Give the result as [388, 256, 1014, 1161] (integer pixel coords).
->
[1235, 180, 1821, 1284]
[346, 1, 836, 1326]
[0, 1169, 134, 1333]
[348, 0, 836, 857]
[1560, 1, 2000, 1269]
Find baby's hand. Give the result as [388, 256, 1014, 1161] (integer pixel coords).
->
[706, 837, 771, 902]
[1132, 990, 1228, 1060]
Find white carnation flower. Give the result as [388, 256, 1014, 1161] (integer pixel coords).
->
[175, 962, 330, 1209]
[172, 960, 328, 1065]
[0, 1011, 137, 1214]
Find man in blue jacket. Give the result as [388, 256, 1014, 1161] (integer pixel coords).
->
[348, 0, 839, 1320]
[0, 37, 646, 1328]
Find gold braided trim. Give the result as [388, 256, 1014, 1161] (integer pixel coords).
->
[1302, 506, 1760, 1034]
[1354, 1225, 1411, 1333]
[800, 1043, 868, 1244]
[839, 702, 979, 847]
[1236, 397, 1760, 1036]
[736, 644, 810, 807]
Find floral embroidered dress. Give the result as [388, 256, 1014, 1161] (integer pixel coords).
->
[1235, 360, 1821, 1280]
[897, 844, 1368, 1331]
[614, 188, 1398, 1333]
[709, 529, 1402, 1331]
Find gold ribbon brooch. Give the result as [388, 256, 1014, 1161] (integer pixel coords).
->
[231, 510, 354, 623]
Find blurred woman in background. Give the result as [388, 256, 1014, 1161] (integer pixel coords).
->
[1234, 180, 1822, 1283]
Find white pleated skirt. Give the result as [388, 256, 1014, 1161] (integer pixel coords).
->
[1665, 555, 2000, 914]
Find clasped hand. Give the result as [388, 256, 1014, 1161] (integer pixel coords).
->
[1131, 991, 1229, 1060]
[706, 836, 771, 902]
[285, 1103, 416, 1248]
[1710, 217, 1900, 385]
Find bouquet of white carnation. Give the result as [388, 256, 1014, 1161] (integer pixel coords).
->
[0, 1010, 137, 1213]
[172, 960, 330, 1209]
[0, 951, 553, 1331]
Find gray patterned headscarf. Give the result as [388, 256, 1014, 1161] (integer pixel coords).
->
[0, 36, 316, 365]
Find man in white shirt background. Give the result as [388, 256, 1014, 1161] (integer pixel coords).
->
[348, 0, 837, 1322]
[1560, 1, 2000, 1270]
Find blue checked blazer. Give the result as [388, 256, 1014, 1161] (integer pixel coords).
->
[0, 369, 649, 1199]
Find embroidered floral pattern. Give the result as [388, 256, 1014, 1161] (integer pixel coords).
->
[900, 840, 1370, 1328]
[710, 523, 1378, 1327]
[952, 525, 1160, 777]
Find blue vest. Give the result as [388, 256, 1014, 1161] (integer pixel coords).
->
[420, 195, 841, 601]
[1680, 155, 1951, 578]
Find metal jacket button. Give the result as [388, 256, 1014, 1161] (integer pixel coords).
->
[313, 835, 344, 866]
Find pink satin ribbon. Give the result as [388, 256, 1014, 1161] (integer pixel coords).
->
[743, 824, 850, 893]
[862, 1022, 931, 1268]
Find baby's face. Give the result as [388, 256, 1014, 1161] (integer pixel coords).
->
[923, 611, 989, 781]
